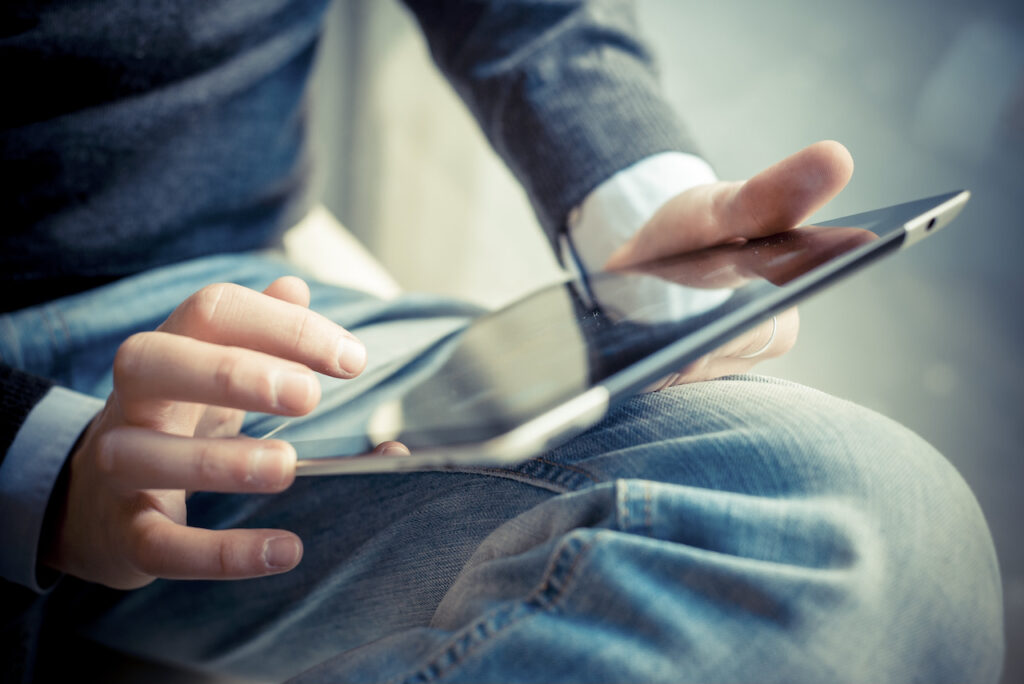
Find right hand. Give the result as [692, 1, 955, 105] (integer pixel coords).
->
[40, 276, 366, 590]
[606, 141, 855, 387]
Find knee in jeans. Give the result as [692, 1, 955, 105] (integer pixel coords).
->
[552, 380, 1003, 678]
[630, 380, 1003, 679]
[784, 400, 1003, 681]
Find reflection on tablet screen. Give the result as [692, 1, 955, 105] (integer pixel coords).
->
[287, 193, 949, 457]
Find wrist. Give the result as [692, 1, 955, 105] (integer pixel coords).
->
[567, 152, 718, 274]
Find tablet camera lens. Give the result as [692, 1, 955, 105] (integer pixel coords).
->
[926, 217, 937, 231]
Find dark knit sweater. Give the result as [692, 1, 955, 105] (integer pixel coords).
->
[1, 0, 326, 311]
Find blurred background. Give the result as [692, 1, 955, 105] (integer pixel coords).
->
[305, 0, 1023, 680]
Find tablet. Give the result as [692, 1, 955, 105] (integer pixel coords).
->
[291, 190, 969, 475]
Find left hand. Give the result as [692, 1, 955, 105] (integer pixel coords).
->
[606, 140, 854, 385]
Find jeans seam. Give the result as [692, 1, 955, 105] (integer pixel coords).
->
[430, 466, 573, 494]
[618, 480, 631, 532]
[395, 531, 598, 684]
[507, 456, 604, 491]
[529, 456, 600, 483]
[434, 456, 604, 494]
[643, 481, 653, 535]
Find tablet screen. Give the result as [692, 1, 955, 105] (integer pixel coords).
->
[287, 192, 961, 460]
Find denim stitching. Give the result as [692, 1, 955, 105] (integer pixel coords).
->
[513, 456, 605, 491]
[396, 531, 599, 684]
[429, 465, 572, 494]
[643, 481, 653, 536]
[438, 456, 602, 493]
[617, 479, 630, 532]
[529, 456, 600, 483]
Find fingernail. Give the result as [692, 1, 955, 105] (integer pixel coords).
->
[337, 336, 367, 378]
[382, 443, 410, 456]
[263, 536, 301, 570]
[248, 446, 294, 488]
[274, 371, 315, 412]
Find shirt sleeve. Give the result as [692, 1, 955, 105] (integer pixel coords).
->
[559, 151, 734, 328]
[565, 151, 719, 273]
[0, 387, 103, 592]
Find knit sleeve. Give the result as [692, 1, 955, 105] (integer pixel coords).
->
[401, 0, 701, 241]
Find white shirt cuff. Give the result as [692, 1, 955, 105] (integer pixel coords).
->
[0, 387, 104, 592]
[566, 151, 718, 273]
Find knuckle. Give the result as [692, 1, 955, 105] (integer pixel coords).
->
[127, 522, 162, 576]
[113, 332, 153, 384]
[194, 441, 249, 488]
[212, 349, 247, 398]
[94, 430, 122, 474]
[250, 367, 278, 409]
[291, 313, 315, 354]
[193, 440, 223, 484]
[213, 349, 279, 410]
[182, 283, 235, 331]
[217, 535, 249, 576]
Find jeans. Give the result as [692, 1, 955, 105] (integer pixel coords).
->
[5, 253, 1003, 683]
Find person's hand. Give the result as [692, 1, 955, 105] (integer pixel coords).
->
[606, 141, 855, 385]
[40, 276, 367, 590]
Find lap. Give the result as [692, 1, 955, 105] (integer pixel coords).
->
[56, 377, 1001, 683]
[14, 254, 999, 682]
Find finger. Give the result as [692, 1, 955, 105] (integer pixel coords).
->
[263, 276, 311, 308]
[114, 331, 321, 417]
[723, 307, 800, 361]
[98, 428, 295, 492]
[608, 141, 854, 269]
[734, 226, 877, 286]
[159, 282, 366, 378]
[194, 406, 245, 438]
[665, 348, 765, 386]
[656, 308, 800, 387]
[681, 356, 761, 384]
[723, 140, 854, 238]
[642, 372, 682, 393]
[130, 515, 302, 579]
[372, 440, 410, 456]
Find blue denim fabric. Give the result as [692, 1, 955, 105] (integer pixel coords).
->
[7, 253, 1003, 683]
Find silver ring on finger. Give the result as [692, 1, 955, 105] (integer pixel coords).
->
[738, 315, 777, 359]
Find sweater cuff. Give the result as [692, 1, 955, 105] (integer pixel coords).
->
[0, 387, 104, 592]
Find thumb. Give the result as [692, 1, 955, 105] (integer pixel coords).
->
[607, 141, 854, 269]
[263, 276, 311, 308]
[723, 139, 854, 239]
